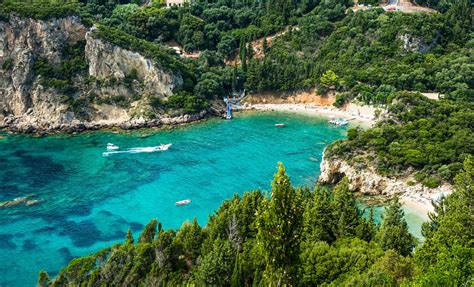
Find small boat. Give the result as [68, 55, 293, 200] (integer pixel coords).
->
[275, 123, 285, 127]
[158, 143, 172, 151]
[107, 143, 119, 150]
[176, 199, 191, 206]
[329, 118, 348, 126]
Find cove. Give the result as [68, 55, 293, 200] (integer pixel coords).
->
[0, 112, 421, 287]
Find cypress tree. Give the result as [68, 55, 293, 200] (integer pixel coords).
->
[230, 254, 244, 287]
[126, 228, 134, 244]
[256, 163, 304, 284]
[138, 219, 158, 243]
[262, 36, 268, 55]
[303, 185, 336, 243]
[332, 177, 359, 238]
[376, 196, 416, 256]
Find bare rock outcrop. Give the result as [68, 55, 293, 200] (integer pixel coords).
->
[85, 28, 182, 97]
[318, 151, 452, 203]
[0, 16, 198, 133]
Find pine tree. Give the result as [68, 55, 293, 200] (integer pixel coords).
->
[138, 219, 158, 243]
[376, 196, 416, 256]
[231, 254, 244, 287]
[126, 228, 134, 244]
[332, 177, 359, 238]
[262, 36, 268, 55]
[413, 155, 474, 285]
[256, 163, 304, 284]
[303, 185, 336, 243]
[37, 271, 51, 287]
[356, 208, 377, 242]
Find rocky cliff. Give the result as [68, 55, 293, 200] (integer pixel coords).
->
[0, 16, 201, 133]
[318, 150, 452, 204]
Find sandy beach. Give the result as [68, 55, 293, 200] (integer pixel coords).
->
[242, 103, 377, 127]
[242, 102, 452, 224]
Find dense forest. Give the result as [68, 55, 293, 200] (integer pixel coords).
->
[39, 157, 472, 286]
[328, 92, 474, 187]
[1, 0, 472, 108]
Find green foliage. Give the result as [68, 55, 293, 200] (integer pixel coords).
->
[37, 271, 51, 287]
[303, 185, 336, 243]
[33, 41, 88, 95]
[1, 58, 14, 71]
[333, 177, 360, 239]
[375, 196, 416, 256]
[0, 0, 79, 20]
[195, 239, 235, 285]
[49, 161, 472, 286]
[138, 219, 158, 243]
[329, 92, 474, 185]
[320, 69, 339, 89]
[256, 163, 305, 284]
[165, 91, 209, 114]
[413, 155, 474, 285]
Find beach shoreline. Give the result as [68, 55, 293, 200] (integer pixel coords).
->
[240, 103, 377, 128]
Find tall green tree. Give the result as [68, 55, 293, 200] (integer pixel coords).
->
[332, 177, 360, 238]
[138, 219, 158, 243]
[375, 196, 416, 256]
[256, 163, 305, 285]
[303, 185, 336, 243]
[231, 253, 244, 287]
[413, 155, 474, 285]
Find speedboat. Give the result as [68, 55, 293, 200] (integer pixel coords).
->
[158, 143, 172, 151]
[107, 143, 119, 150]
[275, 123, 285, 127]
[176, 199, 191, 206]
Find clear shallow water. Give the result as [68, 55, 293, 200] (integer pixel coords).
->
[0, 112, 425, 286]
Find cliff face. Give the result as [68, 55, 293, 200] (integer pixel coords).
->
[85, 30, 182, 96]
[0, 16, 86, 121]
[318, 151, 452, 203]
[0, 16, 193, 133]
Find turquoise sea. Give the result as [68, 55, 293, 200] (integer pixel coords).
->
[0, 112, 425, 287]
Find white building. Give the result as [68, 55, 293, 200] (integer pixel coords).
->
[164, 0, 188, 8]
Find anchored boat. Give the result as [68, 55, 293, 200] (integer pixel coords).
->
[107, 143, 119, 150]
[176, 199, 191, 206]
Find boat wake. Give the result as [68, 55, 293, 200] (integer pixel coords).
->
[103, 144, 172, 156]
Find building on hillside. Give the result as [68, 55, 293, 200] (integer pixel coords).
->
[164, 0, 189, 8]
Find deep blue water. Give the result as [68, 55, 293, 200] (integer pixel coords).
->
[0, 112, 424, 286]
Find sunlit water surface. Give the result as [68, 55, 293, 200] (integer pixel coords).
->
[0, 112, 425, 286]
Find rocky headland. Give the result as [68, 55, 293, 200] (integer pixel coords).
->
[318, 151, 453, 214]
[0, 16, 215, 134]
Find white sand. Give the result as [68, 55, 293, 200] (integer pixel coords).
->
[243, 103, 376, 127]
[243, 103, 452, 223]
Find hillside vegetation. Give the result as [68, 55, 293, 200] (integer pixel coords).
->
[40, 159, 473, 286]
[328, 92, 474, 187]
[1, 0, 472, 107]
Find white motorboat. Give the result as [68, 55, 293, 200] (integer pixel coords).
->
[103, 143, 172, 156]
[176, 199, 191, 206]
[107, 143, 119, 150]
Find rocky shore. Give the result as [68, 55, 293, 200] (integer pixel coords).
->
[318, 151, 453, 215]
[0, 109, 212, 135]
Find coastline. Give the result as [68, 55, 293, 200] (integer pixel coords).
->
[0, 109, 214, 135]
[240, 103, 377, 128]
